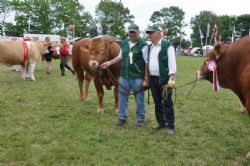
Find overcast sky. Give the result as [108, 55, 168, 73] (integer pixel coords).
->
[80, 0, 250, 39]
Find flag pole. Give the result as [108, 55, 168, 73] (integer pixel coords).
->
[28, 17, 31, 34]
[231, 26, 235, 42]
[205, 23, 210, 46]
[199, 26, 204, 56]
[209, 25, 214, 45]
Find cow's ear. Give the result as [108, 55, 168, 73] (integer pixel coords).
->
[105, 39, 114, 47]
[214, 42, 224, 60]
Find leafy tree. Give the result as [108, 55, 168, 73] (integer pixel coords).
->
[8, 0, 93, 37]
[87, 19, 98, 37]
[190, 11, 218, 47]
[217, 15, 236, 41]
[11, 0, 49, 35]
[149, 6, 186, 41]
[50, 0, 87, 36]
[96, 0, 134, 39]
[0, 0, 12, 35]
[235, 14, 250, 37]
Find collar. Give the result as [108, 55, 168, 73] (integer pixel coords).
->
[129, 37, 141, 45]
[152, 39, 162, 47]
[129, 40, 137, 45]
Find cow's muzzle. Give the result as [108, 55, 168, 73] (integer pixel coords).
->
[89, 60, 100, 70]
[196, 70, 204, 80]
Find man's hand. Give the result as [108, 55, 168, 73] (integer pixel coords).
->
[143, 78, 149, 90]
[100, 61, 111, 70]
[168, 74, 176, 89]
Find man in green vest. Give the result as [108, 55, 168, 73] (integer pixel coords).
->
[145, 25, 177, 135]
[100, 24, 149, 127]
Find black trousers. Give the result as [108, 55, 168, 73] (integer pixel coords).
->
[60, 56, 74, 74]
[150, 76, 175, 129]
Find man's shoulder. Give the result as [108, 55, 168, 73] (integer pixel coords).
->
[162, 39, 172, 44]
[137, 38, 148, 46]
[121, 39, 130, 46]
[161, 39, 173, 48]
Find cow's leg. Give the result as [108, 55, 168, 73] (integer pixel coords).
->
[21, 66, 26, 80]
[240, 104, 247, 114]
[93, 77, 104, 113]
[246, 95, 250, 115]
[29, 63, 36, 81]
[76, 69, 85, 101]
[245, 95, 250, 159]
[84, 72, 92, 101]
[114, 85, 119, 113]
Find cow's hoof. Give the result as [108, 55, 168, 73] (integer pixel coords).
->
[114, 108, 119, 113]
[31, 77, 36, 81]
[245, 151, 250, 160]
[240, 106, 248, 115]
[85, 96, 90, 101]
[80, 97, 85, 101]
[98, 108, 104, 113]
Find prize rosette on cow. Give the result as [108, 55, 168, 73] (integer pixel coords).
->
[207, 60, 220, 92]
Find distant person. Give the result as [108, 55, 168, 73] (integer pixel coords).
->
[44, 37, 53, 74]
[224, 38, 232, 46]
[59, 37, 75, 76]
[44, 42, 54, 74]
[24, 36, 32, 41]
[11, 37, 17, 41]
[45, 36, 50, 44]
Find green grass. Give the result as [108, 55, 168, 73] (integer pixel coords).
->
[0, 56, 249, 166]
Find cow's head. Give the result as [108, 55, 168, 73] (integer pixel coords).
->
[88, 38, 113, 71]
[196, 42, 225, 82]
[36, 41, 47, 60]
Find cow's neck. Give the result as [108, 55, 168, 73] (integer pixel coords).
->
[216, 50, 238, 94]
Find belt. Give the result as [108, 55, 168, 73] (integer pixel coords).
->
[150, 75, 159, 79]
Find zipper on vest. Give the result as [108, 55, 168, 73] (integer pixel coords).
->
[134, 63, 142, 73]
[126, 58, 129, 78]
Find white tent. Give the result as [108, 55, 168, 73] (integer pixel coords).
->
[202, 45, 213, 56]
[191, 47, 201, 56]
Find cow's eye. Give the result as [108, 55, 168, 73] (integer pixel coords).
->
[99, 48, 104, 53]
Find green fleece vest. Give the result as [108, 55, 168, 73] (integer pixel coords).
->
[120, 38, 147, 79]
[148, 39, 172, 84]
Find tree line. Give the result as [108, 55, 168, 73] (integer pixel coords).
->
[0, 0, 250, 47]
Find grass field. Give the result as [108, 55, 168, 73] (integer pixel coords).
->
[0, 56, 249, 165]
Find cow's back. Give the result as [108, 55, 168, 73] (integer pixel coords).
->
[0, 41, 23, 65]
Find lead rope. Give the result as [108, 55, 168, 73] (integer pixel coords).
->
[162, 78, 198, 104]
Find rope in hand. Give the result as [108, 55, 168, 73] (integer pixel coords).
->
[162, 78, 198, 104]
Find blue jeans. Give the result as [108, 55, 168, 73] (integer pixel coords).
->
[118, 77, 145, 122]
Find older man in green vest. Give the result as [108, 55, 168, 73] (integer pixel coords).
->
[100, 24, 148, 126]
[146, 25, 177, 135]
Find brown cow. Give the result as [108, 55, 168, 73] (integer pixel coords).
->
[196, 36, 250, 159]
[197, 36, 250, 114]
[72, 36, 120, 113]
[0, 40, 46, 81]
